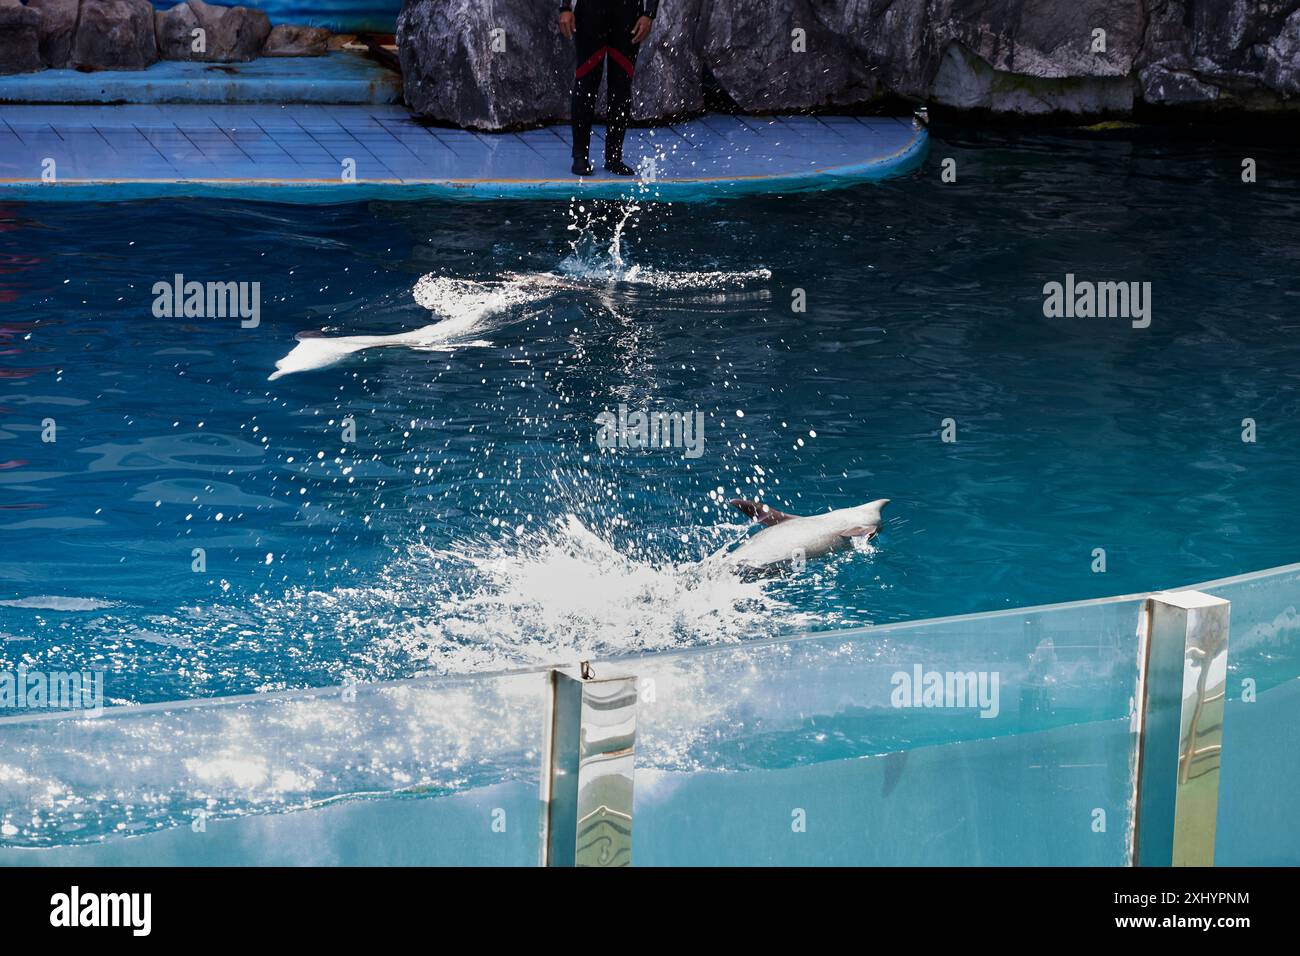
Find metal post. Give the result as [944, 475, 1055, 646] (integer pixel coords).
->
[542, 665, 637, 867]
[1132, 591, 1230, 866]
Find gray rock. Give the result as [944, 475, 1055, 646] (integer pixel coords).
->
[398, 0, 570, 128]
[1187, 0, 1297, 80]
[71, 0, 159, 71]
[929, 0, 1145, 80]
[1262, 11, 1300, 96]
[817, 0, 1146, 101]
[929, 42, 987, 109]
[193, 0, 272, 63]
[1136, 1, 1216, 104]
[156, 0, 271, 63]
[262, 23, 331, 57]
[27, 0, 79, 69]
[0, 1, 44, 76]
[702, 0, 877, 110]
[932, 41, 1134, 114]
[991, 71, 1135, 115]
[1138, 0, 1193, 72]
[813, 0, 933, 100]
[1138, 0, 1300, 106]
[155, 2, 203, 60]
[1138, 64, 1220, 105]
[623, 0, 705, 120]
[386, 0, 1300, 125]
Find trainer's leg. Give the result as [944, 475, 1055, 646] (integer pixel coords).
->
[603, 3, 641, 172]
[571, 3, 608, 173]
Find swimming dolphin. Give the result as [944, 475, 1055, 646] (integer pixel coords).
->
[267, 273, 577, 381]
[712, 497, 889, 572]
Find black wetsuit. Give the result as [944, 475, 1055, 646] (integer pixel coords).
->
[561, 0, 659, 168]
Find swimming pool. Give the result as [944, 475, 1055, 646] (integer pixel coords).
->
[1, 123, 1299, 861]
[4, 124, 1300, 700]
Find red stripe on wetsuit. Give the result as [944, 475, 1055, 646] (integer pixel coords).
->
[575, 45, 635, 78]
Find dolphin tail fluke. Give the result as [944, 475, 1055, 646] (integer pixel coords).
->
[729, 498, 796, 527]
[268, 329, 423, 381]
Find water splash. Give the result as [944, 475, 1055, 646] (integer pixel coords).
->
[0, 495, 877, 705]
[357, 513, 815, 676]
[559, 198, 772, 288]
[562, 197, 642, 278]
[27, 510, 821, 689]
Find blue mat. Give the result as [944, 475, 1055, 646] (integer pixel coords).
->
[0, 106, 927, 202]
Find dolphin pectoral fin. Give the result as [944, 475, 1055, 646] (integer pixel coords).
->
[881, 750, 909, 798]
[729, 498, 797, 527]
[839, 526, 878, 538]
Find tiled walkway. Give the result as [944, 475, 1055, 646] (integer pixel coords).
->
[0, 105, 927, 202]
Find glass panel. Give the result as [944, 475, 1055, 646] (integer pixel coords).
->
[0, 671, 548, 866]
[622, 597, 1146, 866]
[11, 559, 1295, 868]
[1195, 563, 1300, 865]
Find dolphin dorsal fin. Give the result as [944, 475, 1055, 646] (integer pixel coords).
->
[730, 499, 796, 527]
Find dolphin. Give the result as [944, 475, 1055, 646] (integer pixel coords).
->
[267, 273, 577, 381]
[711, 497, 889, 573]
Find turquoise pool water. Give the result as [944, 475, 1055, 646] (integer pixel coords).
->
[3, 124, 1300, 714]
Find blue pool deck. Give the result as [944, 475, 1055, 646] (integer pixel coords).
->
[0, 105, 928, 202]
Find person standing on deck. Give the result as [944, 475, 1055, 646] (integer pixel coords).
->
[559, 0, 657, 177]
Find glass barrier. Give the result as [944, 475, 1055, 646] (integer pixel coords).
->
[617, 596, 1147, 866]
[0, 671, 549, 866]
[4, 561, 1297, 866]
[1195, 563, 1300, 866]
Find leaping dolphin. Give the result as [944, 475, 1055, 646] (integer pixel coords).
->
[711, 497, 889, 573]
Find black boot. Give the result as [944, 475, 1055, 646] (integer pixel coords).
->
[572, 156, 594, 176]
[605, 158, 635, 177]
